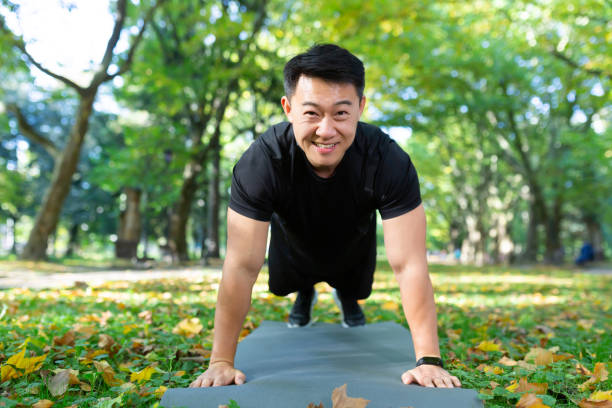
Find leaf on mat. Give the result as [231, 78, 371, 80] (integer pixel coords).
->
[172, 318, 203, 338]
[48, 369, 70, 397]
[331, 384, 370, 408]
[307, 403, 324, 408]
[516, 393, 550, 408]
[93, 360, 123, 387]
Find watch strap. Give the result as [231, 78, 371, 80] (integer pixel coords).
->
[416, 356, 444, 369]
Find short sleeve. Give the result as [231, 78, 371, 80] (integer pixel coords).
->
[229, 142, 276, 222]
[376, 140, 422, 219]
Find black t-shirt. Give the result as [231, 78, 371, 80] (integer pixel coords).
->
[229, 121, 421, 259]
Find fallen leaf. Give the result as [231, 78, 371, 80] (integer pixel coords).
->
[0, 347, 47, 382]
[589, 391, 612, 402]
[307, 404, 324, 408]
[172, 318, 203, 338]
[577, 399, 612, 408]
[512, 377, 548, 394]
[580, 363, 609, 391]
[131, 366, 157, 383]
[516, 393, 550, 408]
[155, 385, 167, 399]
[499, 356, 518, 366]
[98, 334, 119, 355]
[73, 324, 97, 339]
[32, 400, 54, 408]
[48, 369, 70, 397]
[79, 349, 107, 364]
[138, 310, 153, 325]
[53, 331, 76, 347]
[381, 301, 399, 311]
[93, 360, 123, 387]
[332, 384, 370, 408]
[524, 348, 553, 366]
[476, 340, 502, 352]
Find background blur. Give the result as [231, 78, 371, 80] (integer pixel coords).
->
[0, 0, 610, 266]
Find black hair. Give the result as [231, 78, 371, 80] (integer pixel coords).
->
[283, 44, 365, 99]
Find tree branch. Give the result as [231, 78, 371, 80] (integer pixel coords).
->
[5, 103, 61, 161]
[0, 15, 86, 94]
[98, 0, 128, 75]
[550, 49, 611, 80]
[104, 0, 167, 82]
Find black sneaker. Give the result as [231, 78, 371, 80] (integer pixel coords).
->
[332, 289, 366, 328]
[287, 288, 318, 328]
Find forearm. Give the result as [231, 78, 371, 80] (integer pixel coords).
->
[395, 263, 440, 360]
[210, 263, 258, 365]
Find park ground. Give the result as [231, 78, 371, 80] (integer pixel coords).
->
[0, 260, 610, 407]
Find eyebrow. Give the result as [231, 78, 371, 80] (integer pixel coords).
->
[301, 100, 353, 108]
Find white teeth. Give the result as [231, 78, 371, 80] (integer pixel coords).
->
[315, 143, 335, 148]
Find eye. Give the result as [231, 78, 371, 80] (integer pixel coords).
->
[304, 111, 318, 117]
[336, 111, 348, 116]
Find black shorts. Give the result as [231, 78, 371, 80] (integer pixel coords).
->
[267, 213, 377, 299]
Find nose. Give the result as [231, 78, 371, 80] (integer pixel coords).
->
[316, 116, 337, 139]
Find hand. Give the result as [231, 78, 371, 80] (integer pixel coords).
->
[189, 361, 246, 387]
[401, 364, 461, 388]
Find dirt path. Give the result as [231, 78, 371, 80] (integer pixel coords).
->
[0, 265, 222, 290]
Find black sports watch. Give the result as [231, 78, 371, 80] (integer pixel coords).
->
[416, 356, 444, 369]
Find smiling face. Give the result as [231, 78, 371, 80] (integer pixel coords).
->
[281, 75, 366, 178]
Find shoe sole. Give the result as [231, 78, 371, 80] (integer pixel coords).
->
[287, 289, 318, 328]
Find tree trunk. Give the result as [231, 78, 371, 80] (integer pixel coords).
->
[115, 187, 142, 259]
[64, 222, 80, 257]
[522, 200, 540, 262]
[206, 132, 221, 259]
[544, 195, 563, 264]
[20, 93, 96, 260]
[167, 162, 200, 262]
[584, 214, 605, 260]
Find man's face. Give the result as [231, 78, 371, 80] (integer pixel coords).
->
[281, 75, 366, 178]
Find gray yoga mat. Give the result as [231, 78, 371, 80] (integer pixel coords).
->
[161, 321, 482, 408]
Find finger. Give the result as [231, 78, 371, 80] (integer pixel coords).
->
[423, 376, 435, 388]
[451, 376, 462, 387]
[433, 377, 448, 388]
[189, 378, 200, 388]
[202, 377, 214, 387]
[212, 376, 227, 387]
[442, 376, 454, 388]
[235, 370, 246, 385]
[401, 371, 416, 385]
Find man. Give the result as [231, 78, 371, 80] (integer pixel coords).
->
[190, 44, 461, 389]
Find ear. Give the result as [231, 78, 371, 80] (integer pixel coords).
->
[281, 96, 292, 118]
[358, 95, 366, 116]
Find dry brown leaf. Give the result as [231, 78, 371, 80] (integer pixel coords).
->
[93, 360, 123, 387]
[79, 348, 107, 364]
[499, 356, 518, 366]
[580, 363, 609, 391]
[332, 384, 370, 408]
[517, 377, 548, 394]
[32, 400, 54, 408]
[53, 331, 76, 347]
[307, 403, 325, 408]
[98, 334, 119, 355]
[48, 369, 70, 397]
[138, 310, 153, 325]
[577, 400, 612, 408]
[516, 393, 550, 408]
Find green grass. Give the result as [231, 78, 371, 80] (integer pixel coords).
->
[0, 262, 610, 407]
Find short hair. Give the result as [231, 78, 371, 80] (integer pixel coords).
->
[283, 44, 365, 99]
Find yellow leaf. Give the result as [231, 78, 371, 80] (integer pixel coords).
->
[524, 348, 553, 366]
[155, 385, 168, 399]
[381, 301, 399, 311]
[589, 391, 612, 402]
[32, 400, 54, 408]
[79, 349, 107, 364]
[580, 363, 609, 391]
[130, 366, 157, 384]
[123, 324, 138, 334]
[172, 318, 203, 338]
[174, 371, 186, 377]
[476, 340, 501, 352]
[93, 360, 123, 387]
[1, 347, 47, 382]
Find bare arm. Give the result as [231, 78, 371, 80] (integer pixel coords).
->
[190, 208, 269, 387]
[382, 204, 460, 388]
